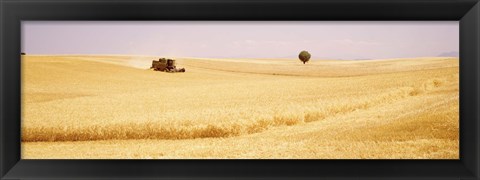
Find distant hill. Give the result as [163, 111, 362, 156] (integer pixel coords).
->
[437, 51, 459, 57]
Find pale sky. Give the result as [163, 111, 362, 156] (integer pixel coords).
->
[22, 21, 459, 60]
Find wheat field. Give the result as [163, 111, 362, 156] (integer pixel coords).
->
[21, 55, 459, 159]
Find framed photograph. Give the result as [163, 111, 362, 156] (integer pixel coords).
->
[1, 0, 479, 179]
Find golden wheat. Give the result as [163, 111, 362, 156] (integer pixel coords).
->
[21, 55, 459, 159]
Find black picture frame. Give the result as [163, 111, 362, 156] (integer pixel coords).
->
[1, 0, 479, 179]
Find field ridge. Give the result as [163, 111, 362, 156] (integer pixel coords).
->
[22, 76, 451, 142]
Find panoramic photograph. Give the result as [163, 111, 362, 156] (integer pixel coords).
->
[21, 21, 459, 159]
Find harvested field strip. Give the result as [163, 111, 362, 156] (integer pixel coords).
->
[22, 80, 440, 142]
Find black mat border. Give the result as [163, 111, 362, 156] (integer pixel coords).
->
[1, 0, 479, 179]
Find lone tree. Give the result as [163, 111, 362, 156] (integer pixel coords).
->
[298, 50, 311, 64]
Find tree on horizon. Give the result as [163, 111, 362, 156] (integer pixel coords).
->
[298, 51, 311, 64]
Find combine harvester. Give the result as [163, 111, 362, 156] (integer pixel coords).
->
[150, 58, 185, 73]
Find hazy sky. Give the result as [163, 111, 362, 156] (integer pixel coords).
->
[22, 21, 459, 59]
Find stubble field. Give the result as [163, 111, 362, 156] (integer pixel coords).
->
[21, 55, 459, 159]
